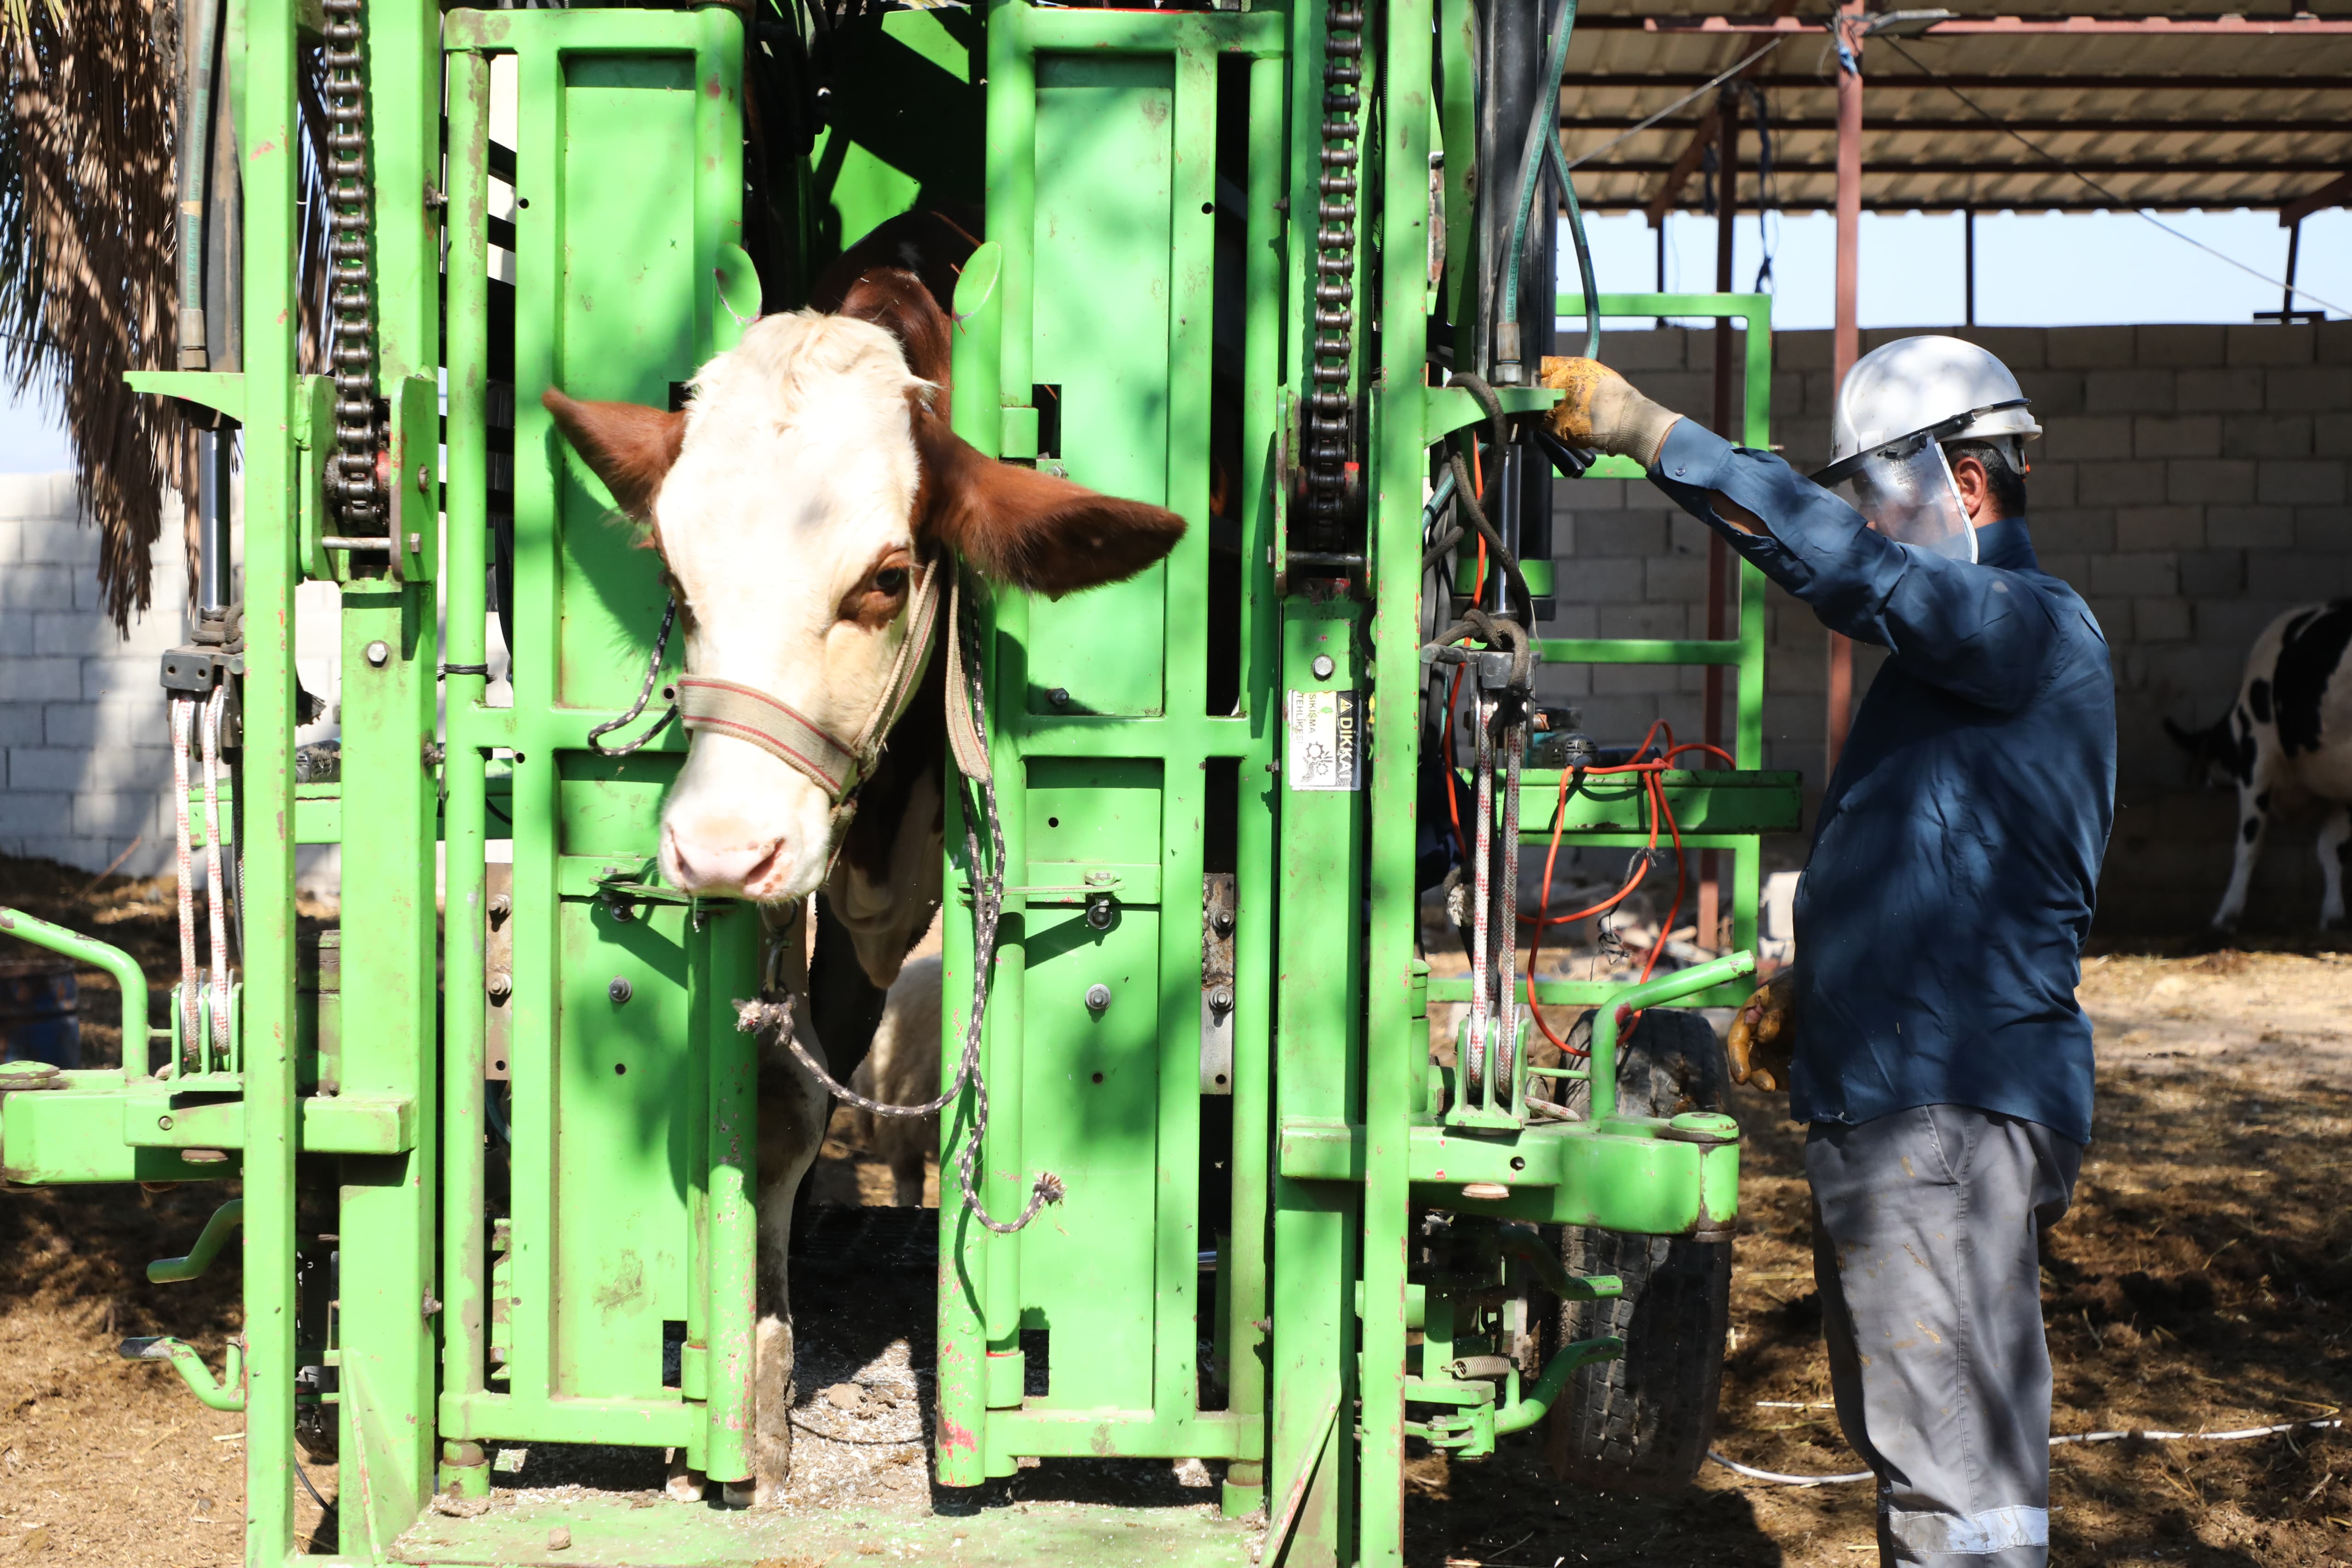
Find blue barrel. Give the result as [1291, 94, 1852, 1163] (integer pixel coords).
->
[0, 957, 80, 1069]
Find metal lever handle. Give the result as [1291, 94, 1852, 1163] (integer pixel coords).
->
[120, 1335, 248, 1412]
[148, 1197, 245, 1283]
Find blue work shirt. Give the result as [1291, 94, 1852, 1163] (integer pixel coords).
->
[1648, 421, 2114, 1147]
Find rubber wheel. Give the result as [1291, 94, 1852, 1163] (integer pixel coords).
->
[1543, 1006, 1733, 1493]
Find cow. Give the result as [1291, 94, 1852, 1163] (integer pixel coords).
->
[839, 953, 944, 1209]
[542, 265, 1185, 1506]
[2165, 600, 2352, 932]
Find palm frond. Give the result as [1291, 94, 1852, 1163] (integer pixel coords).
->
[2, 0, 183, 631]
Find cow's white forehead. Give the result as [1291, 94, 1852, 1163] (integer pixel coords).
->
[655, 311, 928, 593]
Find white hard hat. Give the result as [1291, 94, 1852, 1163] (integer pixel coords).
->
[1827, 335, 2041, 467]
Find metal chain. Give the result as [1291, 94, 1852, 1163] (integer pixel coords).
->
[588, 597, 680, 755]
[1306, 0, 1365, 532]
[321, 0, 381, 528]
[736, 573, 1061, 1234]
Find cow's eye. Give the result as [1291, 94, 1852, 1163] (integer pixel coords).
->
[874, 567, 909, 597]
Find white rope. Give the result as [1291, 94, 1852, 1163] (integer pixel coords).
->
[199, 685, 232, 1066]
[170, 696, 200, 1062]
[1498, 703, 1523, 1097]
[1468, 693, 1495, 1104]
[1711, 1418, 2347, 1488]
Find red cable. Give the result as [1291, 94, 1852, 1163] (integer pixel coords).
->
[1441, 532, 1490, 871]
[1521, 721, 1722, 1057]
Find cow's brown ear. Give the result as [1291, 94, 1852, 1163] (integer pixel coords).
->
[915, 414, 1186, 598]
[835, 267, 953, 397]
[543, 388, 686, 522]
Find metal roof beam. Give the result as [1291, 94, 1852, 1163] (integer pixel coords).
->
[2281, 170, 2352, 225]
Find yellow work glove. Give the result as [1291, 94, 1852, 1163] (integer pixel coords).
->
[1725, 971, 1797, 1093]
[1539, 357, 1683, 470]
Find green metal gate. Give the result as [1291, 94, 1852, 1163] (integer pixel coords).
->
[0, 2, 1802, 1565]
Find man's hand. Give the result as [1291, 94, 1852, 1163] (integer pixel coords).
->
[1539, 357, 1683, 470]
[1726, 971, 1797, 1093]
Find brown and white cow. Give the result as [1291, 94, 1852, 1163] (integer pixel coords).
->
[2166, 600, 2352, 932]
[543, 265, 1183, 1504]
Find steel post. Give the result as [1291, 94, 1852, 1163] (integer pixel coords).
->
[1362, 0, 1430, 1553]
[441, 47, 493, 1415]
[236, 0, 298, 1553]
[1827, 0, 1864, 777]
[938, 243, 1005, 1488]
[1220, 47, 1288, 1519]
[703, 924, 758, 1484]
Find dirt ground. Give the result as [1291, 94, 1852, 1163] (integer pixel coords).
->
[9, 852, 2352, 1564]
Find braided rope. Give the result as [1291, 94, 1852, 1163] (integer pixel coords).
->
[170, 697, 199, 1065]
[588, 597, 680, 756]
[735, 566, 1061, 1234]
[199, 686, 232, 1067]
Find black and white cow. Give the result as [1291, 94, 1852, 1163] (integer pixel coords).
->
[2166, 600, 2352, 931]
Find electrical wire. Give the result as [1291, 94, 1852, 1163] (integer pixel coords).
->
[294, 1457, 333, 1511]
[1713, 1416, 2348, 1489]
[1563, 39, 1787, 172]
[1878, 37, 2348, 318]
[1516, 725, 1732, 1057]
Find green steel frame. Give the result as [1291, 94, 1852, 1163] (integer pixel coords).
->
[0, 4, 1794, 1566]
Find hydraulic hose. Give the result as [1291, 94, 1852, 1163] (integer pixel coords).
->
[1499, 0, 1600, 369]
[174, 0, 222, 367]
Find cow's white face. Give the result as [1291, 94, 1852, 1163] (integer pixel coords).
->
[544, 269, 1189, 908]
[651, 313, 929, 901]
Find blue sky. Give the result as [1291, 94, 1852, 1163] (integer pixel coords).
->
[1, 207, 2345, 472]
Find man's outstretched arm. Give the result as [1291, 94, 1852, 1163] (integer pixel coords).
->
[1543, 357, 2058, 713]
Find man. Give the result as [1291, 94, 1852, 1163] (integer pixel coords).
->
[1544, 337, 2115, 1568]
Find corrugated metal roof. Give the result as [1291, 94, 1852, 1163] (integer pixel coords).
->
[1557, 5, 2352, 212]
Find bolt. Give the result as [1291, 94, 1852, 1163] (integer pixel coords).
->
[365, 639, 390, 667]
[486, 971, 512, 1002]
[1212, 910, 1236, 937]
[1311, 653, 1336, 680]
[487, 892, 513, 920]
[1208, 985, 1235, 1016]
[1085, 983, 1112, 1013]
[158, 1114, 174, 1130]
[1049, 687, 1070, 707]
[609, 976, 633, 1005]
[416, 464, 430, 493]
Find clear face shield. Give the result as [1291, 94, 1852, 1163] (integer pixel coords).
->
[1822, 432, 1977, 563]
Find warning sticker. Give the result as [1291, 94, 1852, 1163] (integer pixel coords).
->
[1286, 689, 1362, 792]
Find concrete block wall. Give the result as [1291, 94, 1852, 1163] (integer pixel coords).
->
[0, 474, 191, 879]
[1537, 317, 2352, 936]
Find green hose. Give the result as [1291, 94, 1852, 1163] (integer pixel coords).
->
[1501, 0, 1600, 364]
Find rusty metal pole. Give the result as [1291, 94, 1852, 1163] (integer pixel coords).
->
[1701, 90, 1738, 949]
[1826, 0, 1864, 780]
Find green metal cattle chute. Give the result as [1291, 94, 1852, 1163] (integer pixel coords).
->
[0, 0, 1797, 1562]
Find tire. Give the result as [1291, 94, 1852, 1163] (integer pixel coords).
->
[1543, 1006, 1733, 1493]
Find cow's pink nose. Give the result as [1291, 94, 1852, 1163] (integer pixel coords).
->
[663, 822, 792, 897]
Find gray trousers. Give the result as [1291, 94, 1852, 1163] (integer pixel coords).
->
[1807, 1105, 2082, 1568]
